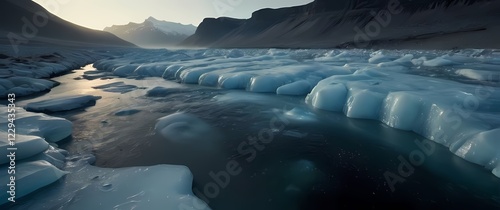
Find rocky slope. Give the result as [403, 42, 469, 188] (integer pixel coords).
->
[0, 0, 135, 49]
[181, 0, 500, 49]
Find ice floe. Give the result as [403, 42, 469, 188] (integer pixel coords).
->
[0, 77, 57, 98]
[9, 155, 211, 210]
[0, 106, 72, 205]
[25, 95, 102, 113]
[90, 48, 500, 178]
[0, 160, 68, 205]
[0, 107, 72, 142]
[92, 82, 140, 93]
[114, 108, 141, 116]
[0, 106, 210, 209]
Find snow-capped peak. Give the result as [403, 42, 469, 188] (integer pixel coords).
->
[144, 17, 196, 36]
[146, 16, 158, 21]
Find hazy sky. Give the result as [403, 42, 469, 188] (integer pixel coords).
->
[33, 0, 313, 30]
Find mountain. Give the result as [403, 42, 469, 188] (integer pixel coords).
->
[181, 0, 500, 49]
[0, 0, 135, 49]
[104, 17, 197, 48]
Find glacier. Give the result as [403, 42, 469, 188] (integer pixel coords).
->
[91, 48, 500, 179]
[0, 46, 213, 208]
[2, 47, 500, 209]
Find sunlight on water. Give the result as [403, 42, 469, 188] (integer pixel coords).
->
[7, 48, 500, 210]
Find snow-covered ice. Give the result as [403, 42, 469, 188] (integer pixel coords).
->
[0, 160, 67, 205]
[0, 133, 49, 164]
[0, 106, 73, 205]
[0, 77, 57, 98]
[306, 68, 500, 177]
[9, 155, 210, 210]
[4, 47, 500, 209]
[0, 107, 72, 142]
[25, 95, 102, 113]
[91, 48, 500, 178]
[0, 46, 111, 98]
[0, 106, 210, 209]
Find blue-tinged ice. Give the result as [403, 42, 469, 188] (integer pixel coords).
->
[25, 95, 102, 113]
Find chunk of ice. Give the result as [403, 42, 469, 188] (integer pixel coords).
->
[25, 95, 102, 113]
[0, 160, 67, 205]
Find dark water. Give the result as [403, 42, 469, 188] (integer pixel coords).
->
[17, 66, 500, 210]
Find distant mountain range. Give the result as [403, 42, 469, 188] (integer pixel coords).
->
[0, 0, 134, 49]
[2, 0, 498, 50]
[104, 17, 197, 48]
[181, 0, 500, 49]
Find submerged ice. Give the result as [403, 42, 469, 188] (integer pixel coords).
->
[155, 112, 221, 151]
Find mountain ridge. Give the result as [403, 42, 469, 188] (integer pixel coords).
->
[104, 17, 196, 48]
[181, 0, 500, 49]
[0, 0, 135, 50]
